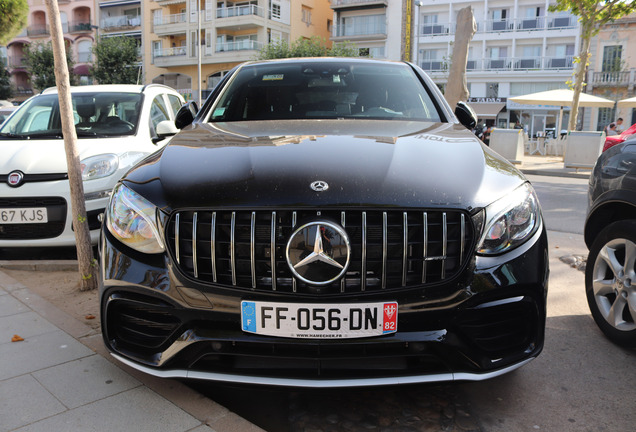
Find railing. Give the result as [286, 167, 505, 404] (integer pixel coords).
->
[420, 15, 576, 37]
[216, 4, 264, 19]
[8, 56, 27, 68]
[332, 0, 387, 7]
[591, 71, 632, 86]
[154, 47, 187, 58]
[69, 21, 92, 33]
[332, 20, 387, 38]
[155, 13, 186, 26]
[215, 40, 263, 53]
[101, 15, 142, 30]
[27, 25, 49, 37]
[423, 56, 574, 73]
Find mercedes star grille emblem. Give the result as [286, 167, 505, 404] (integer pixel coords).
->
[286, 221, 350, 285]
[7, 171, 24, 187]
[310, 181, 329, 192]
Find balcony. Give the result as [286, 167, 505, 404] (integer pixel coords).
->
[101, 15, 141, 32]
[215, 5, 265, 31]
[590, 71, 633, 87]
[27, 25, 50, 37]
[8, 56, 26, 69]
[332, 19, 387, 42]
[216, 40, 263, 53]
[331, 0, 388, 9]
[153, 13, 187, 36]
[418, 15, 576, 38]
[420, 23, 449, 36]
[426, 56, 574, 73]
[69, 21, 92, 34]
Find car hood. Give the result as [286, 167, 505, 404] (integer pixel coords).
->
[125, 120, 526, 211]
[0, 136, 150, 174]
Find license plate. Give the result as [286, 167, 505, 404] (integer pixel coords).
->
[0, 208, 48, 224]
[241, 301, 398, 339]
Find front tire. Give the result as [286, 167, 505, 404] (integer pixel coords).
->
[585, 220, 636, 347]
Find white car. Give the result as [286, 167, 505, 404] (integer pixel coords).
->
[0, 84, 184, 247]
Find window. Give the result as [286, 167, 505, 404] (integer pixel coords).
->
[152, 41, 161, 61]
[152, 9, 162, 26]
[149, 96, 171, 137]
[167, 95, 184, 116]
[270, 0, 281, 20]
[597, 108, 616, 132]
[78, 40, 92, 63]
[602, 45, 623, 72]
[302, 6, 312, 26]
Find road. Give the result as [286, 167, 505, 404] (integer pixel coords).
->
[526, 174, 588, 234]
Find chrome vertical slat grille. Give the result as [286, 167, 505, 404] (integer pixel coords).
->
[167, 209, 474, 295]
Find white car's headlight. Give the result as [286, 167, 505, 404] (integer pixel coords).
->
[81, 154, 119, 180]
[477, 183, 541, 255]
[106, 184, 164, 254]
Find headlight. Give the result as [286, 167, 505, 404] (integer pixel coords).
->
[477, 182, 541, 255]
[106, 184, 164, 254]
[81, 154, 119, 180]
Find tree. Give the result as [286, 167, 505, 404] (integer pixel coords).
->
[0, 66, 13, 100]
[44, 0, 97, 290]
[0, 0, 28, 46]
[256, 36, 359, 60]
[550, 1, 636, 131]
[24, 42, 76, 91]
[91, 36, 141, 84]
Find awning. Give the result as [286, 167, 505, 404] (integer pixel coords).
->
[74, 65, 90, 76]
[468, 102, 505, 118]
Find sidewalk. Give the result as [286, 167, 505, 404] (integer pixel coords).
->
[0, 267, 263, 432]
[517, 153, 591, 179]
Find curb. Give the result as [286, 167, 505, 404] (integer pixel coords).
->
[0, 260, 79, 272]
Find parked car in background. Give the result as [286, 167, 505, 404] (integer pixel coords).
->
[603, 122, 636, 152]
[100, 58, 548, 388]
[585, 136, 636, 346]
[0, 84, 184, 247]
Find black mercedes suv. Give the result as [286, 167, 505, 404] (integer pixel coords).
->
[100, 58, 548, 387]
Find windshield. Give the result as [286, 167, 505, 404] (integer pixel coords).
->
[208, 61, 442, 122]
[0, 92, 142, 138]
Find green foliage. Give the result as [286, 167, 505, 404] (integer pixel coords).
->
[90, 36, 141, 84]
[256, 36, 359, 60]
[24, 42, 76, 91]
[549, 0, 636, 37]
[0, 0, 28, 46]
[0, 66, 13, 99]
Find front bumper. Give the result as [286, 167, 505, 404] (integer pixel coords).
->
[0, 180, 108, 247]
[100, 224, 549, 387]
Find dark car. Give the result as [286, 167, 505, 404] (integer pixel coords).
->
[585, 136, 636, 347]
[100, 58, 548, 387]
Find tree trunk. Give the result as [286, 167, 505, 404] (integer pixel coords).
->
[569, 27, 592, 132]
[44, 0, 97, 291]
[444, 7, 477, 110]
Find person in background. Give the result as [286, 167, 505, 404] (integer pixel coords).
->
[615, 117, 624, 133]
[606, 122, 618, 136]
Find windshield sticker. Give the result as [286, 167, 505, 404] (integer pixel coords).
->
[213, 107, 226, 117]
[263, 74, 284, 81]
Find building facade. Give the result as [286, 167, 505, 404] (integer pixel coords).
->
[3, 0, 97, 100]
[586, 13, 636, 131]
[143, 0, 333, 104]
[410, 0, 580, 137]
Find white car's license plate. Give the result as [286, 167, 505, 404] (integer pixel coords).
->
[241, 301, 398, 339]
[0, 208, 48, 224]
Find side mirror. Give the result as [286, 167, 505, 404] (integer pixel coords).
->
[155, 120, 179, 140]
[455, 101, 477, 130]
[175, 101, 199, 130]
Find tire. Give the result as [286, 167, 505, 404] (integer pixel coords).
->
[585, 220, 636, 347]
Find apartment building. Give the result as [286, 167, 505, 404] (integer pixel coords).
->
[586, 13, 636, 131]
[98, 0, 143, 52]
[3, 0, 97, 100]
[410, 0, 580, 137]
[144, 0, 333, 103]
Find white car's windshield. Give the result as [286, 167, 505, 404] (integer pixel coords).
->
[209, 61, 442, 122]
[0, 92, 143, 138]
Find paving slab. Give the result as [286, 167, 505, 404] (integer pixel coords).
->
[0, 330, 94, 381]
[0, 311, 59, 340]
[13, 387, 202, 432]
[32, 354, 142, 409]
[0, 374, 66, 432]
